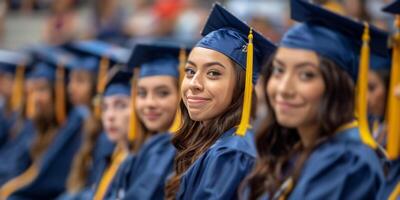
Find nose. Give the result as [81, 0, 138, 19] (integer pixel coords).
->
[143, 92, 157, 108]
[188, 73, 204, 93]
[276, 73, 295, 99]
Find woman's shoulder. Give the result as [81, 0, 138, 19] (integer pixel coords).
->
[208, 128, 257, 158]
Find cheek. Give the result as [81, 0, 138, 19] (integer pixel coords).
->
[266, 79, 277, 106]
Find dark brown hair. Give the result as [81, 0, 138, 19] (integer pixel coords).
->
[30, 81, 59, 161]
[165, 61, 256, 199]
[242, 55, 356, 199]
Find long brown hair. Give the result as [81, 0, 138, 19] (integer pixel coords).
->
[165, 61, 256, 199]
[66, 73, 98, 193]
[30, 81, 59, 161]
[242, 55, 356, 199]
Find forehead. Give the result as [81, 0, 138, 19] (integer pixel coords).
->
[103, 95, 130, 103]
[188, 47, 233, 66]
[137, 75, 177, 88]
[274, 47, 319, 65]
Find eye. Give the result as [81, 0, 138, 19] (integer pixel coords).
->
[156, 90, 171, 98]
[137, 89, 146, 98]
[271, 65, 284, 76]
[299, 71, 317, 81]
[207, 70, 221, 79]
[114, 101, 128, 110]
[185, 67, 196, 78]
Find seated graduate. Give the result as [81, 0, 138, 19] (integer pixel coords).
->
[56, 41, 130, 200]
[242, 0, 388, 199]
[0, 55, 35, 187]
[0, 47, 83, 200]
[0, 50, 31, 149]
[88, 67, 132, 200]
[164, 3, 276, 200]
[377, 1, 400, 199]
[102, 41, 188, 200]
[367, 54, 391, 146]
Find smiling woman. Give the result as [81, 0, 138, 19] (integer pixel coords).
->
[243, 0, 388, 199]
[164, 3, 276, 200]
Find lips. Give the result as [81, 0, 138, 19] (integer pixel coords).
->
[186, 96, 210, 107]
[275, 100, 300, 112]
[144, 112, 161, 121]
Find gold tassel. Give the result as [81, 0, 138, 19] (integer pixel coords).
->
[168, 47, 187, 133]
[93, 148, 127, 200]
[0, 164, 38, 198]
[387, 15, 400, 160]
[356, 22, 378, 149]
[10, 65, 25, 112]
[93, 57, 109, 119]
[128, 72, 138, 143]
[237, 28, 254, 136]
[25, 91, 36, 119]
[55, 63, 66, 125]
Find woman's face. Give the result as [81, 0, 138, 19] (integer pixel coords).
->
[267, 47, 325, 129]
[367, 71, 386, 117]
[102, 95, 131, 142]
[136, 76, 179, 132]
[68, 70, 94, 107]
[29, 78, 53, 119]
[181, 47, 237, 122]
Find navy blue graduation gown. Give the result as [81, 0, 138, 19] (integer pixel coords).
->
[55, 132, 115, 200]
[377, 159, 400, 200]
[104, 132, 176, 200]
[7, 107, 86, 200]
[176, 128, 256, 200]
[284, 127, 384, 200]
[0, 110, 18, 149]
[0, 120, 35, 186]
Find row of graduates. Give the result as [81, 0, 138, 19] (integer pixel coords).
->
[0, 0, 400, 199]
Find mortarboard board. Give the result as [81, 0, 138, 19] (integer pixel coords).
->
[0, 50, 31, 74]
[281, 0, 389, 81]
[383, 0, 400, 14]
[197, 3, 276, 84]
[66, 40, 131, 65]
[127, 42, 189, 79]
[104, 68, 133, 97]
[370, 53, 391, 71]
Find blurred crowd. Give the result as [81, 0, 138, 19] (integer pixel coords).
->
[0, 0, 397, 49]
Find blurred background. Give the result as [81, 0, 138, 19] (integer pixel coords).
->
[0, 0, 397, 50]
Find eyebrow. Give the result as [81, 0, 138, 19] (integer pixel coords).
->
[187, 60, 226, 69]
[273, 58, 319, 69]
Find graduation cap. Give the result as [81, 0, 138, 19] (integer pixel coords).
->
[282, 0, 391, 149]
[195, 3, 276, 136]
[370, 53, 391, 71]
[104, 68, 133, 97]
[127, 42, 189, 78]
[197, 3, 276, 84]
[281, 0, 389, 81]
[382, 0, 400, 160]
[27, 62, 55, 81]
[383, 0, 400, 14]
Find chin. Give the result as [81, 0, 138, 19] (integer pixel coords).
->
[276, 116, 301, 128]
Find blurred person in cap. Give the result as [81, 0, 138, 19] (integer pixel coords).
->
[56, 40, 130, 200]
[243, 0, 387, 199]
[164, 3, 276, 199]
[100, 41, 188, 200]
[377, 1, 400, 199]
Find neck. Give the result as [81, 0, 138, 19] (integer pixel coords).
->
[297, 123, 319, 148]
